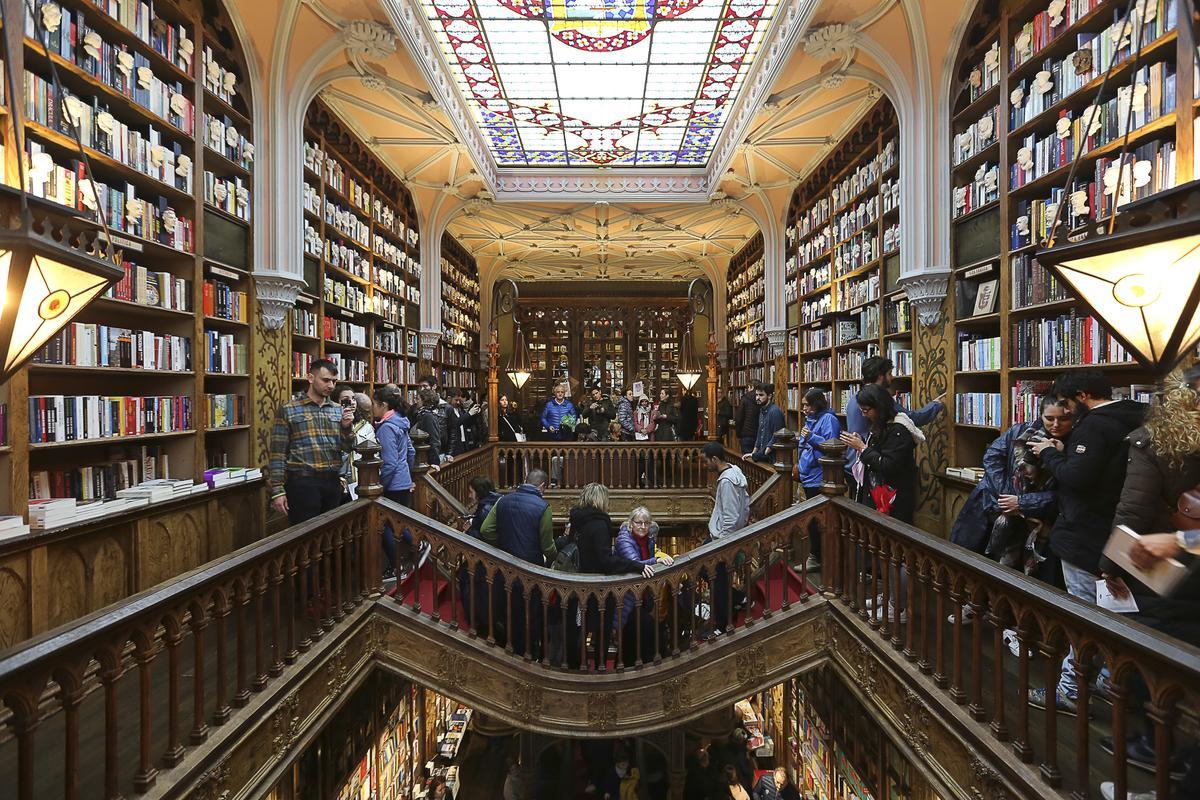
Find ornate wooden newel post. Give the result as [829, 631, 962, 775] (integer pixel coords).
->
[355, 441, 384, 598]
[816, 440, 848, 599]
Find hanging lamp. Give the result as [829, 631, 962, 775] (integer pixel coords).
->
[0, 0, 124, 384]
[1034, 0, 1200, 374]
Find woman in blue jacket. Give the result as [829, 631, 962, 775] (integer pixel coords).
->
[796, 388, 842, 496]
[615, 506, 674, 665]
[796, 388, 841, 571]
[373, 385, 416, 575]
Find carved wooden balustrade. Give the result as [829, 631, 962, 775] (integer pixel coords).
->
[3, 440, 1199, 800]
[424, 440, 787, 523]
[378, 496, 820, 673]
[0, 499, 377, 800]
[820, 491, 1200, 800]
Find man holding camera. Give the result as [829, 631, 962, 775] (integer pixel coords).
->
[268, 358, 355, 525]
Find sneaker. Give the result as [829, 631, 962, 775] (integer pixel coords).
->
[1100, 782, 1155, 800]
[1028, 687, 1080, 717]
[947, 604, 976, 625]
[1099, 735, 1190, 780]
[863, 593, 884, 610]
[1002, 628, 1023, 657]
[805, 555, 821, 572]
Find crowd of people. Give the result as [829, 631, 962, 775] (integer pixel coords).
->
[269, 356, 1200, 799]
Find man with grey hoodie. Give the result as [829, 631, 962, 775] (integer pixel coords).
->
[702, 441, 750, 635]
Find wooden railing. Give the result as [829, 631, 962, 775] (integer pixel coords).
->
[424, 439, 788, 522]
[816, 448, 1200, 800]
[0, 499, 377, 800]
[5, 442, 1197, 799]
[380, 496, 820, 672]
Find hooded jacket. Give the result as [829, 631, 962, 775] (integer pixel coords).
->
[710, 464, 751, 539]
[950, 420, 1059, 553]
[1039, 399, 1146, 574]
[616, 396, 635, 438]
[376, 412, 416, 492]
[797, 409, 841, 487]
[572, 505, 642, 575]
[859, 418, 919, 524]
[1104, 426, 1200, 627]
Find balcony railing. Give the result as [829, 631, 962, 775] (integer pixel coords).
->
[0, 442, 1196, 799]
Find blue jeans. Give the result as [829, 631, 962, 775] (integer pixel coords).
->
[1057, 561, 1109, 697]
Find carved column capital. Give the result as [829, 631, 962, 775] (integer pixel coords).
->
[419, 330, 441, 361]
[898, 270, 951, 327]
[252, 272, 307, 331]
[764, 327, 788, 358]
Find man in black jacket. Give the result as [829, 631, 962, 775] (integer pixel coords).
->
[1026, 369, 1144, 714]
[583, 385, 616, 439]
[733, 380, 761, 455]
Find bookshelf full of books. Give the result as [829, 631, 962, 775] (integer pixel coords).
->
[296, 99, 438, 402]
[4, 0, 260, 520]
[726, 233, 767, 391]
[435, 233, 481, 392]
[784, 101, 906, 425]
[945, 0, 1187, 472]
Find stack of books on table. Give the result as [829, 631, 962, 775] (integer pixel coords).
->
[203, 467, 263, 489]
[946, 466, 986, 483]
[27, 497, 153, 531]
[0, 516, 30, 541]
[116, 478, 208, 503]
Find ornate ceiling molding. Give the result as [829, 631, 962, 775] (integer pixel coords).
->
[380, 0, 499, 192]
[493, 173, 712, 202]
[704, 0, 821, 192]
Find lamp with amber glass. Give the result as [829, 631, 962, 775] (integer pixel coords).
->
[0, 205, 123, 384]
[1030, 0, 1200, 375]
[506, 322, 533, 390]
[677, 322, 701, 390]
[0, 0, 124, 385]
[1035, 181, 1200, 375]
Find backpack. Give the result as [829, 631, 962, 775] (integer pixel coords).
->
[552, 539, 580, 573]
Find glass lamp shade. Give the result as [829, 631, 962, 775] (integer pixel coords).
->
[677, 325, 701, 389]
[506, 324, 533, 389]
[1036, 197, 1200, 373]
[0, 214, 122, 383]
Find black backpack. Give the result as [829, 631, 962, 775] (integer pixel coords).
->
[551, 528, 580, 573]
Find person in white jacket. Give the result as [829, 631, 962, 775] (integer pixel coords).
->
[702, 441, 750, 635]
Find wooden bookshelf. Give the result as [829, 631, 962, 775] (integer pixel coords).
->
[436, 233, 481, 393]
[725, 232, 766, 391]
[784, 102, 907, 425]
[294, 99, 442, 401]
[4, 0, 257, 515]
[945, 0, 1188, 469]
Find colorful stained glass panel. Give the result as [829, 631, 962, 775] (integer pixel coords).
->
[421, 0, 779, 167]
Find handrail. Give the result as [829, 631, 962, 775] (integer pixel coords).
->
[0, 500, 378, 800]
[5, 441, 1199, 800]
[821, 493, 1200, 800]
[379, 495, 819, 672]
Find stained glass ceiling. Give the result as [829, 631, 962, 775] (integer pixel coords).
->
[420, 0, 780, 167]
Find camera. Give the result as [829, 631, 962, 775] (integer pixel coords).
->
[341, 397, 354, 409]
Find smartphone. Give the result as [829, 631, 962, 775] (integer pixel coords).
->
[341, 397, 353, 409]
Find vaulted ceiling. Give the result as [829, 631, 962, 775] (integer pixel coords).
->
[237, 0, 961, 283]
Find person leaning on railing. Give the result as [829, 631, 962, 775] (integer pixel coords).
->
[1092, 366, 1200, 794]
[796, 387, 841, 571]
[615, 506, 675, 665]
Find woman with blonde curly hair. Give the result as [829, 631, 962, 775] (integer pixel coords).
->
[1096, 365, 1200, 789]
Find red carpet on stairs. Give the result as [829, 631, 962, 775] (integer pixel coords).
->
[392, 559, 817, 630]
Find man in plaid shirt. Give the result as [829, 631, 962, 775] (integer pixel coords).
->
[269, 358, 355, 524]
